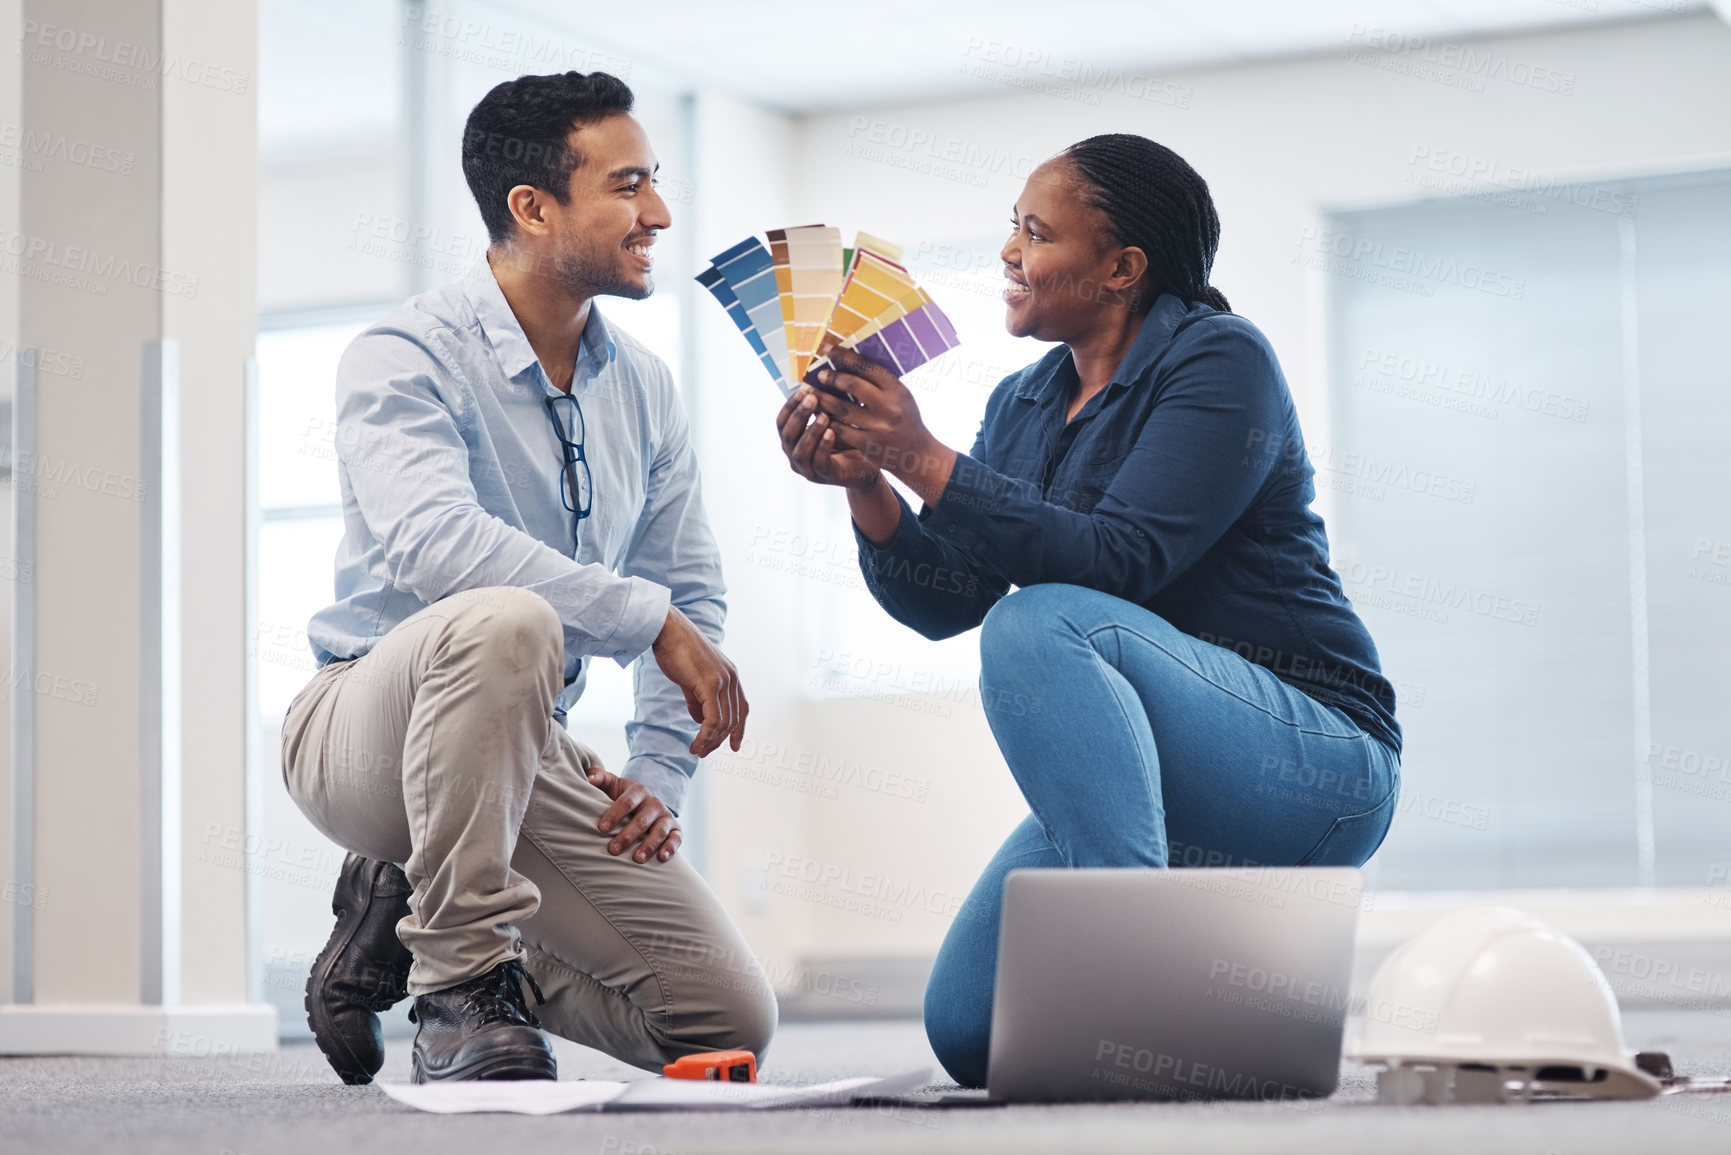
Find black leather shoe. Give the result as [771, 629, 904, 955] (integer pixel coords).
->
[409, 958, 556, 1083]
[305, 853, 415, 1085]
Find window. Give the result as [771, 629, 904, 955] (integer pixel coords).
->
[1324, 170, 1731, 890]
[255, 318, 370, 720]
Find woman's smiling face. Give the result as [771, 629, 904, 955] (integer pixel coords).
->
[1000, 158, 1148, 343]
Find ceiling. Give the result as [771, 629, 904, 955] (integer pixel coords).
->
[258, 0, 1720, 162]
[491, 0, 1716, 113]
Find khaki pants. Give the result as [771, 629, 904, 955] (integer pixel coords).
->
[280, 586, 776, 1071]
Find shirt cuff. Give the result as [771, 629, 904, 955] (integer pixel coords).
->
[624, 759, 690, 814]
[853, 486, 926, 559]
[604, 577, 672, 667]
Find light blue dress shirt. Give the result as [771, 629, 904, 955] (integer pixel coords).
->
[306, 260, 724, 811]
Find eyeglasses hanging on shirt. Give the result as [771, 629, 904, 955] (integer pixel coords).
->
[543, 392, 592, 556]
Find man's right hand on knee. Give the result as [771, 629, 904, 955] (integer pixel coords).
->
[651, 607, 747, 756]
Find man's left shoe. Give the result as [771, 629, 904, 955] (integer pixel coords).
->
[305, 853, 416, 1085]
[409, 958, 557, 1083]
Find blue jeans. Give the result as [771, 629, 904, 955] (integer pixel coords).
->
[923, 584, 1400, 1087]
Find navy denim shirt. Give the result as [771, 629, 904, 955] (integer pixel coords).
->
[855, 293, 1401, 754]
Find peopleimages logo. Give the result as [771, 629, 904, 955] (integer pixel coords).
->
[1295, 226, 1526, 300]
[1406, 145, 1637, 219]
[0, 228, 200, 298]
[1354, 348, 1590, 423]
[1342, 25, 1576, 97]
[1091, 1039, 1319, 1103]
[1333, 556, 1541, 628]
[19, 19, 250, 94]
[760, 850, 968, 921]
[0, 124, 135, 176]
[400, 6, 633, 78]
[843, 118, 1040, 182]
[958, 38, 1194, 109]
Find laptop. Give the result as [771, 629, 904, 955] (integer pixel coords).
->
[985, 866, 1363, 1104]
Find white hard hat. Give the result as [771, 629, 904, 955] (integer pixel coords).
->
[1349, 906, 1663, 1104]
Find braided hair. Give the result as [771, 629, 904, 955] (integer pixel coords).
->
[1060, 134, 1230, 313]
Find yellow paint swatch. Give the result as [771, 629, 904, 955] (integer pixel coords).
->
[848, 285, 935, 349]
[850, 231, 904, 270]
[813, 251, 923, 362]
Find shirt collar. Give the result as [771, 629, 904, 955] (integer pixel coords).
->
[464, 260, 618, 391]
[1012, 292, 1202, 402]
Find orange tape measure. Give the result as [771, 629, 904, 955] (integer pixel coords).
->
[662, 1050, 758, 1083]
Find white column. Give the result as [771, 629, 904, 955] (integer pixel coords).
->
[0, 0, 18, 1006]
[163, 0, 259, 1012]
[0, 0, 273, 1053]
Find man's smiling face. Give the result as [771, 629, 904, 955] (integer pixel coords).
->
[539, 112, 671, 300]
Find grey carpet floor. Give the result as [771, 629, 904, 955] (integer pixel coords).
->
[6, 1010, 1731, 1154]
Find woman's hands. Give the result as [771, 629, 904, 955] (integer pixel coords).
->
[796, 349, 958, 507]
[775, 382, 883, 492]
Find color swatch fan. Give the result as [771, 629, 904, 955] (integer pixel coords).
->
[696, 227, 960, 396]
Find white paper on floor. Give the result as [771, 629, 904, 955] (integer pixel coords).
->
[379, 1080, 623, 1116]
[379, 1068, 931, 1115]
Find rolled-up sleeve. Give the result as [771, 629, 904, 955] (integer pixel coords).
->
[614, 374, 723, 812]
[337, 328, 671, 675]
[917, 317, 1285, 603]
